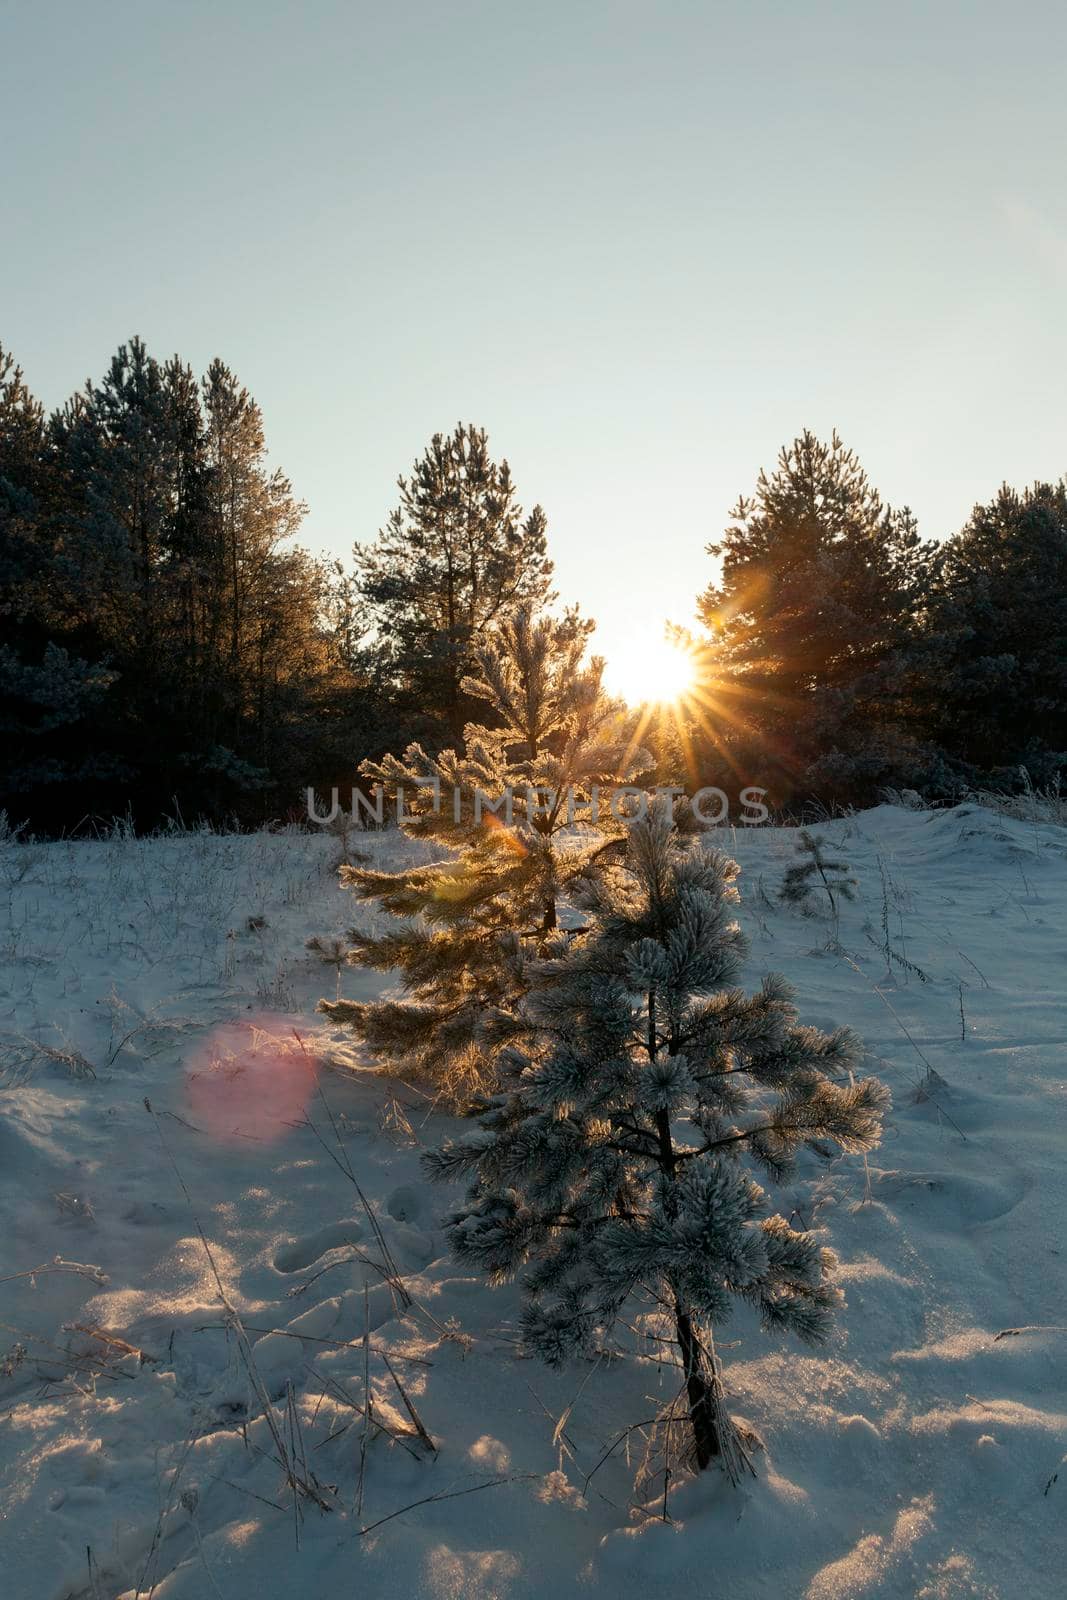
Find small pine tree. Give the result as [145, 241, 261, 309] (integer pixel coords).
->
[317, 607, 651, 1101]
[779, 829, 857, 928]
[424, 803, 887, 1478]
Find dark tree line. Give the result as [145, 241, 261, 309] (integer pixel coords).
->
[0, 336, 558, 831]
[2, 333, 1064, 830]
[689, 430, 1067, 806]
[0, 337, 381, 829]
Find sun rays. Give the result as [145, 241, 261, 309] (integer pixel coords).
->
[604, 631, 698, 708]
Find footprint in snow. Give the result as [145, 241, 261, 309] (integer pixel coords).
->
[273, 1217, 365, 1273]
[385, 1184, 426, 1224]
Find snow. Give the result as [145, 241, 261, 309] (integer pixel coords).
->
[0, 805, 1064, 1599]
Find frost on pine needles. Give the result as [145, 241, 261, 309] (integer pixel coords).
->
[425, 801, 888, 1480]
[779, 828, 857, 931]
[317, 607, 649, 1104]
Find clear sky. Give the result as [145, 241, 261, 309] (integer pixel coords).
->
[3, 0, 1065, 676]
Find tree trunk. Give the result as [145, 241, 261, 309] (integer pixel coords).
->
[653, 1074, 723, 1473]
[673, 1299, 722, 1469]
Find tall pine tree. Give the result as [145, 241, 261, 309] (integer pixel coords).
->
[357, 424, 554, 742]
[698, 430, 932, 804]
[0, 344, 115, 809]
[920, 480, 1067, 785]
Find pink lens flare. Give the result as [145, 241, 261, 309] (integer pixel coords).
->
[185, 1014, 319, 1144]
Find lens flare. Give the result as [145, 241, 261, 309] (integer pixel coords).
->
[185, 1015, 318, 1144]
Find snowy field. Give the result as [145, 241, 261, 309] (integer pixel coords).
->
[0, 805, 1064, 1599]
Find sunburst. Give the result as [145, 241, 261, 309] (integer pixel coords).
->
[605, 632, 697, 708]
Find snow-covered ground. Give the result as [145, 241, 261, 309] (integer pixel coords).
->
[0, 805, 1064, 1599]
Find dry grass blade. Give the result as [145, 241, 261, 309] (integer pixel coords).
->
[192, 1319, 432, 1364]
[285, 1380, 304, 1548]
[551, 1354, 602, 1453]
[380, 1351, 436, 1453]
[358, 1474, 538, 1537]
[357, 1283, 371, 1516]
[0, 1256, 108, 1287]
[305, 1368, 423, 1461]
[582, 1418, 660, 1494]
[66, 1323, 158, 1365]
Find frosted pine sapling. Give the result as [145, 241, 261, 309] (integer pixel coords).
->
[317, 607, 651, 1101]
[780, 829, 857, 929]
[425, 804, 888, 1477]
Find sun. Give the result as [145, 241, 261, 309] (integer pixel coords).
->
[605, 631, 697, 708]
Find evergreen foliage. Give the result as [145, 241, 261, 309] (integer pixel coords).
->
[922, 481, 1067, 784]
[317, 606, 651, 1101]
[424, 802, 888, 1476]
[356, 424, 554, 742]
[5, 323, 1066, 826]
[779, 829, 857, 922]
[697, 430, 934, 804]
[0, 336, 380, 828]
[0, 343, 117, 795]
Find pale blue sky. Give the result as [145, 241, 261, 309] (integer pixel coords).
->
[3, 0, 1065, 673]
